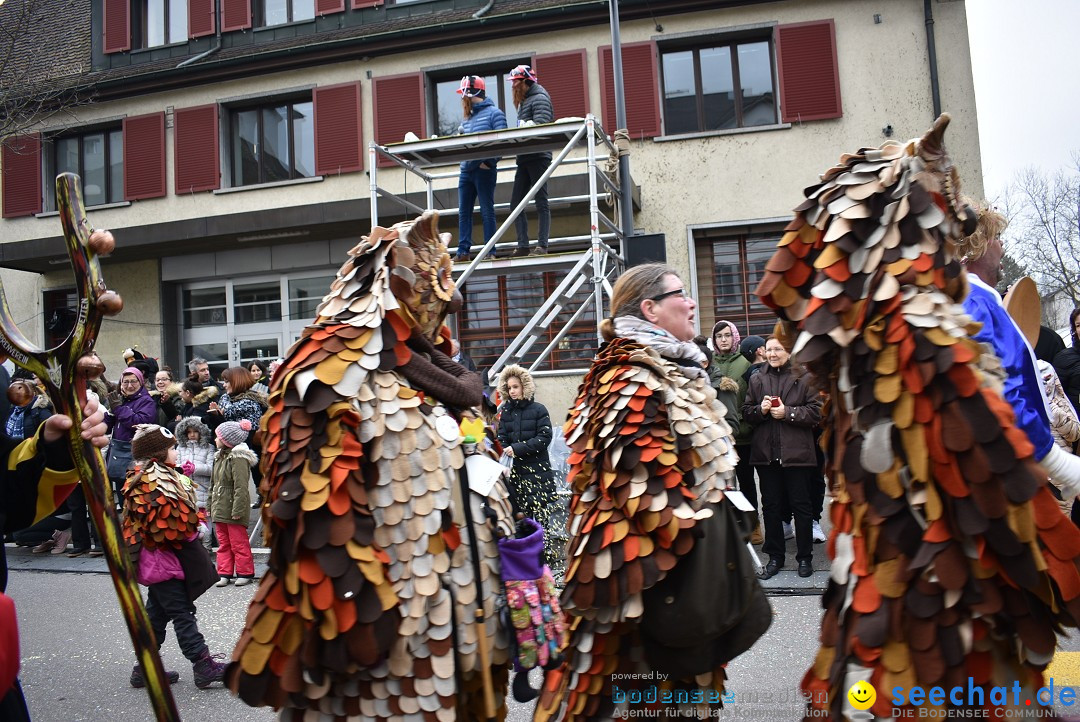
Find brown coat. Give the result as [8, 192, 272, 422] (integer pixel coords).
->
[742, 362, 821, 467]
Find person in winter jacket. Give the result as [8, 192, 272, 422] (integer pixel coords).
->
[209, 420, 257, 586]
[1054, 308, 1080, 416]
[178, 378, 219, 430]
[455, 74, 508, 261]
[152, 368, 184, 429]
[175, 417, 216, 551]
[4, 379, 52, 441]
[210, 366, 268, 504]
[507, 65, 554, 257]
[496, 364, 561, 566]
[105, 367, 160, 512]
[123, 424, 225, 690]
[742, 336, 822, 579]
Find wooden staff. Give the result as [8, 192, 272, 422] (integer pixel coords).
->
[0, 173, 179, 721]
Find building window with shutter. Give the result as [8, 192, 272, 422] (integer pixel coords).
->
[44, 127, 124, 211]
[227, 97, 315, 186]
[429, 65, 524, 138]
[660, 37, 776, 135]
[458, 271, 597, 373]
[134, 0, 189, 48]
[693, 227, 783, 339]
[257, 0, 314, 26]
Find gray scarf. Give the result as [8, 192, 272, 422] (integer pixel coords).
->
[613, 316, 708, 379]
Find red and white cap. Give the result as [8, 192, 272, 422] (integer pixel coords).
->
[456, 75, 486, 97]
[507, 65, 537, 83]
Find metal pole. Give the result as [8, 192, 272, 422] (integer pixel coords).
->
[609, 0, 635, 243]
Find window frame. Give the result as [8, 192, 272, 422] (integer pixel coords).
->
[426, 61, 528, 139]
[659, 33, 778, 136]
[132, 0, 189, 50]
[255, 0, 315, 28]
[43, 125, 124, 212]
[226, 95, 315, 188]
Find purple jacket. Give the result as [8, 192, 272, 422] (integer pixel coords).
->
[107, 388, 158, 442]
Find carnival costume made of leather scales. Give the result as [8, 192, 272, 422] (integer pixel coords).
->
[226, 211, 516, 720]
[756, 115, 1080, 719]
[533, 337, 738, 721]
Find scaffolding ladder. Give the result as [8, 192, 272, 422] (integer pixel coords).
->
[368, 115, 631, 381]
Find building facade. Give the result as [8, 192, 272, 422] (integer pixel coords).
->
[0, 0, 982, 416]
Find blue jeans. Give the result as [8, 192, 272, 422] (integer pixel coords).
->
[458, 165, 498, 254]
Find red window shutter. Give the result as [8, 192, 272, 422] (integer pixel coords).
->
[351, 0, 383, 8]
[534, 50, 589, 118]
[123, 113, 166, 201]
[174, 105, 220, 194]
[372, 73, 424, 168]
[222, 0, 251, 32]
[189, 0, 215, 38]
[599, 42, 660, 140]
[317, 0, 345, 13]
[103, 0, 130, 53]
[314, 82, 363, 175]
[776, 20, 842, 122]
[1, 134, 42, 218]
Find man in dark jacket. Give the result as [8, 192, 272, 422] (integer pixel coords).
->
[507, 65, 555, 257]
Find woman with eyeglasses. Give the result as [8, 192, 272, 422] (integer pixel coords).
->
[102, 368, 159, 521]
[537, 263, 744, 719]
[741, 334, 822, 580]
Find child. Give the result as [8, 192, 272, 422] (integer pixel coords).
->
[174, 417, 215, 551]
[210, 419, 257, 586]
[123, 424, 226, 689]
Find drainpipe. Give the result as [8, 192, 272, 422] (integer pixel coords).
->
[473, 0, 495, 19]
[924, 0, 941, 118]
[177, 0, 222, 68]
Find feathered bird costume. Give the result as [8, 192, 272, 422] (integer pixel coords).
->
[226, 211, 515, 720]
[756, 115, 1080, 719]
[533, 336, 738, 721]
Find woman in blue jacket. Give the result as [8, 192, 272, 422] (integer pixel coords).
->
[455, 75, 507, 261]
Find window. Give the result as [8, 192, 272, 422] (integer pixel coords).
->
[258, 0, 314, 27]
[458, 271, 597, 372]
[135, 0, 188, 49]
[43, 288, 78, 349]
[234, 281, 282, 324]
[661, 38, 776, 135]
[230, 98, 315, 186]
[288, 275, 334, 321]
[694, 228, 781, 338]
[45, 128, 123, 211]
[431, 68, 521, 138]
[183, 287, 228, 328]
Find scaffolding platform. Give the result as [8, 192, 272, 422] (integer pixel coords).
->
[368, 115, 631, 380]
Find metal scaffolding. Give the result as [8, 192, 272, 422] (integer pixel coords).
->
[368, 115, 630, 381]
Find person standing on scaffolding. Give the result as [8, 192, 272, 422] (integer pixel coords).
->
[507, 65, 554, 257]
[455, 75, 507, 262]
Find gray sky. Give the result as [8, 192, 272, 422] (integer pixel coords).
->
[966, 0, 1080, 201]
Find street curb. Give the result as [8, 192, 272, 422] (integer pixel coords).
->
[5, 543, 270, 575]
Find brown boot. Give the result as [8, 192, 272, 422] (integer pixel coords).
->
[750, 524, 764, 545]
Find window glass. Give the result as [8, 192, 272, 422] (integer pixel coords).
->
[701, 46, 736, 131]
[234, 281, 282, 324]
[738, 41, 775, 127]
[183, 288, 227, 328]
[264, 0, 287, 25]
[662, 50, 696, 136]
[81, 132, 106, 207]
[288, 275, 332, 321]
[185, 344, 229, 378]
[239, 338, 280, 367]
[56, 137, 78, 176]
[108, 129, 124, 203]
[168, 0, 188, 43]
[233, 109, 259, 187]
[292, 101, 314, 178]
[434, 72, 517, 137]
[261, 105, 290, 183]
[694, 231, 778, 337]
[293, 0, 314, 22]
[146, 0, 166, 48]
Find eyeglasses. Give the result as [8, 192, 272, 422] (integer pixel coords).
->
[649, 287, 689, 302]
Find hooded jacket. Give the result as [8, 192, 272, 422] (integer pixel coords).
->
[495, 365, 553, 468]
[151, 382, 184, 427]
[707, 321, 751, 444]
[107, 385, 159, 443]
[179, 385, 219, 429]
[174, 417, 215, 509]
[209, 442, 258, 523]
[217, 390, 268, 448]
[742, 361, 822, 467]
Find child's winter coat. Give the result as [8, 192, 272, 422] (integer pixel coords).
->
[209, 442, 258, 523]
[174, 417, 215, 510]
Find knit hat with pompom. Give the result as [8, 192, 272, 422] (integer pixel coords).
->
[131, 424, 177, 462]
[216, 419, 252, 448]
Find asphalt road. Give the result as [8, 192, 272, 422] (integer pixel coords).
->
[8, 561, 827, 722]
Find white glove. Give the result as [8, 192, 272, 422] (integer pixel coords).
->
[1039, 443, 1080, 499]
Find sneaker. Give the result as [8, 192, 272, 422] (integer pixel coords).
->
[51, 529, 72, 554]
[529, 246, 548, 256]
[812, 520, 826, 543]
[783, 522, 794, 540]
[88, 548, 104, 558]
[130, 664, 180, 688]
[215, 577, 231, 587]
[234, 577, 252, 587]
[66, 547, 89, 558]
[192, 650, 227, 689]
[512, 247, 530, 258]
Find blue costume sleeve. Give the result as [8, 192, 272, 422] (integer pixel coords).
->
[963, 281, 1054, 459]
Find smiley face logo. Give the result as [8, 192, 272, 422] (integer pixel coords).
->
[847, 680, 876, 711]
